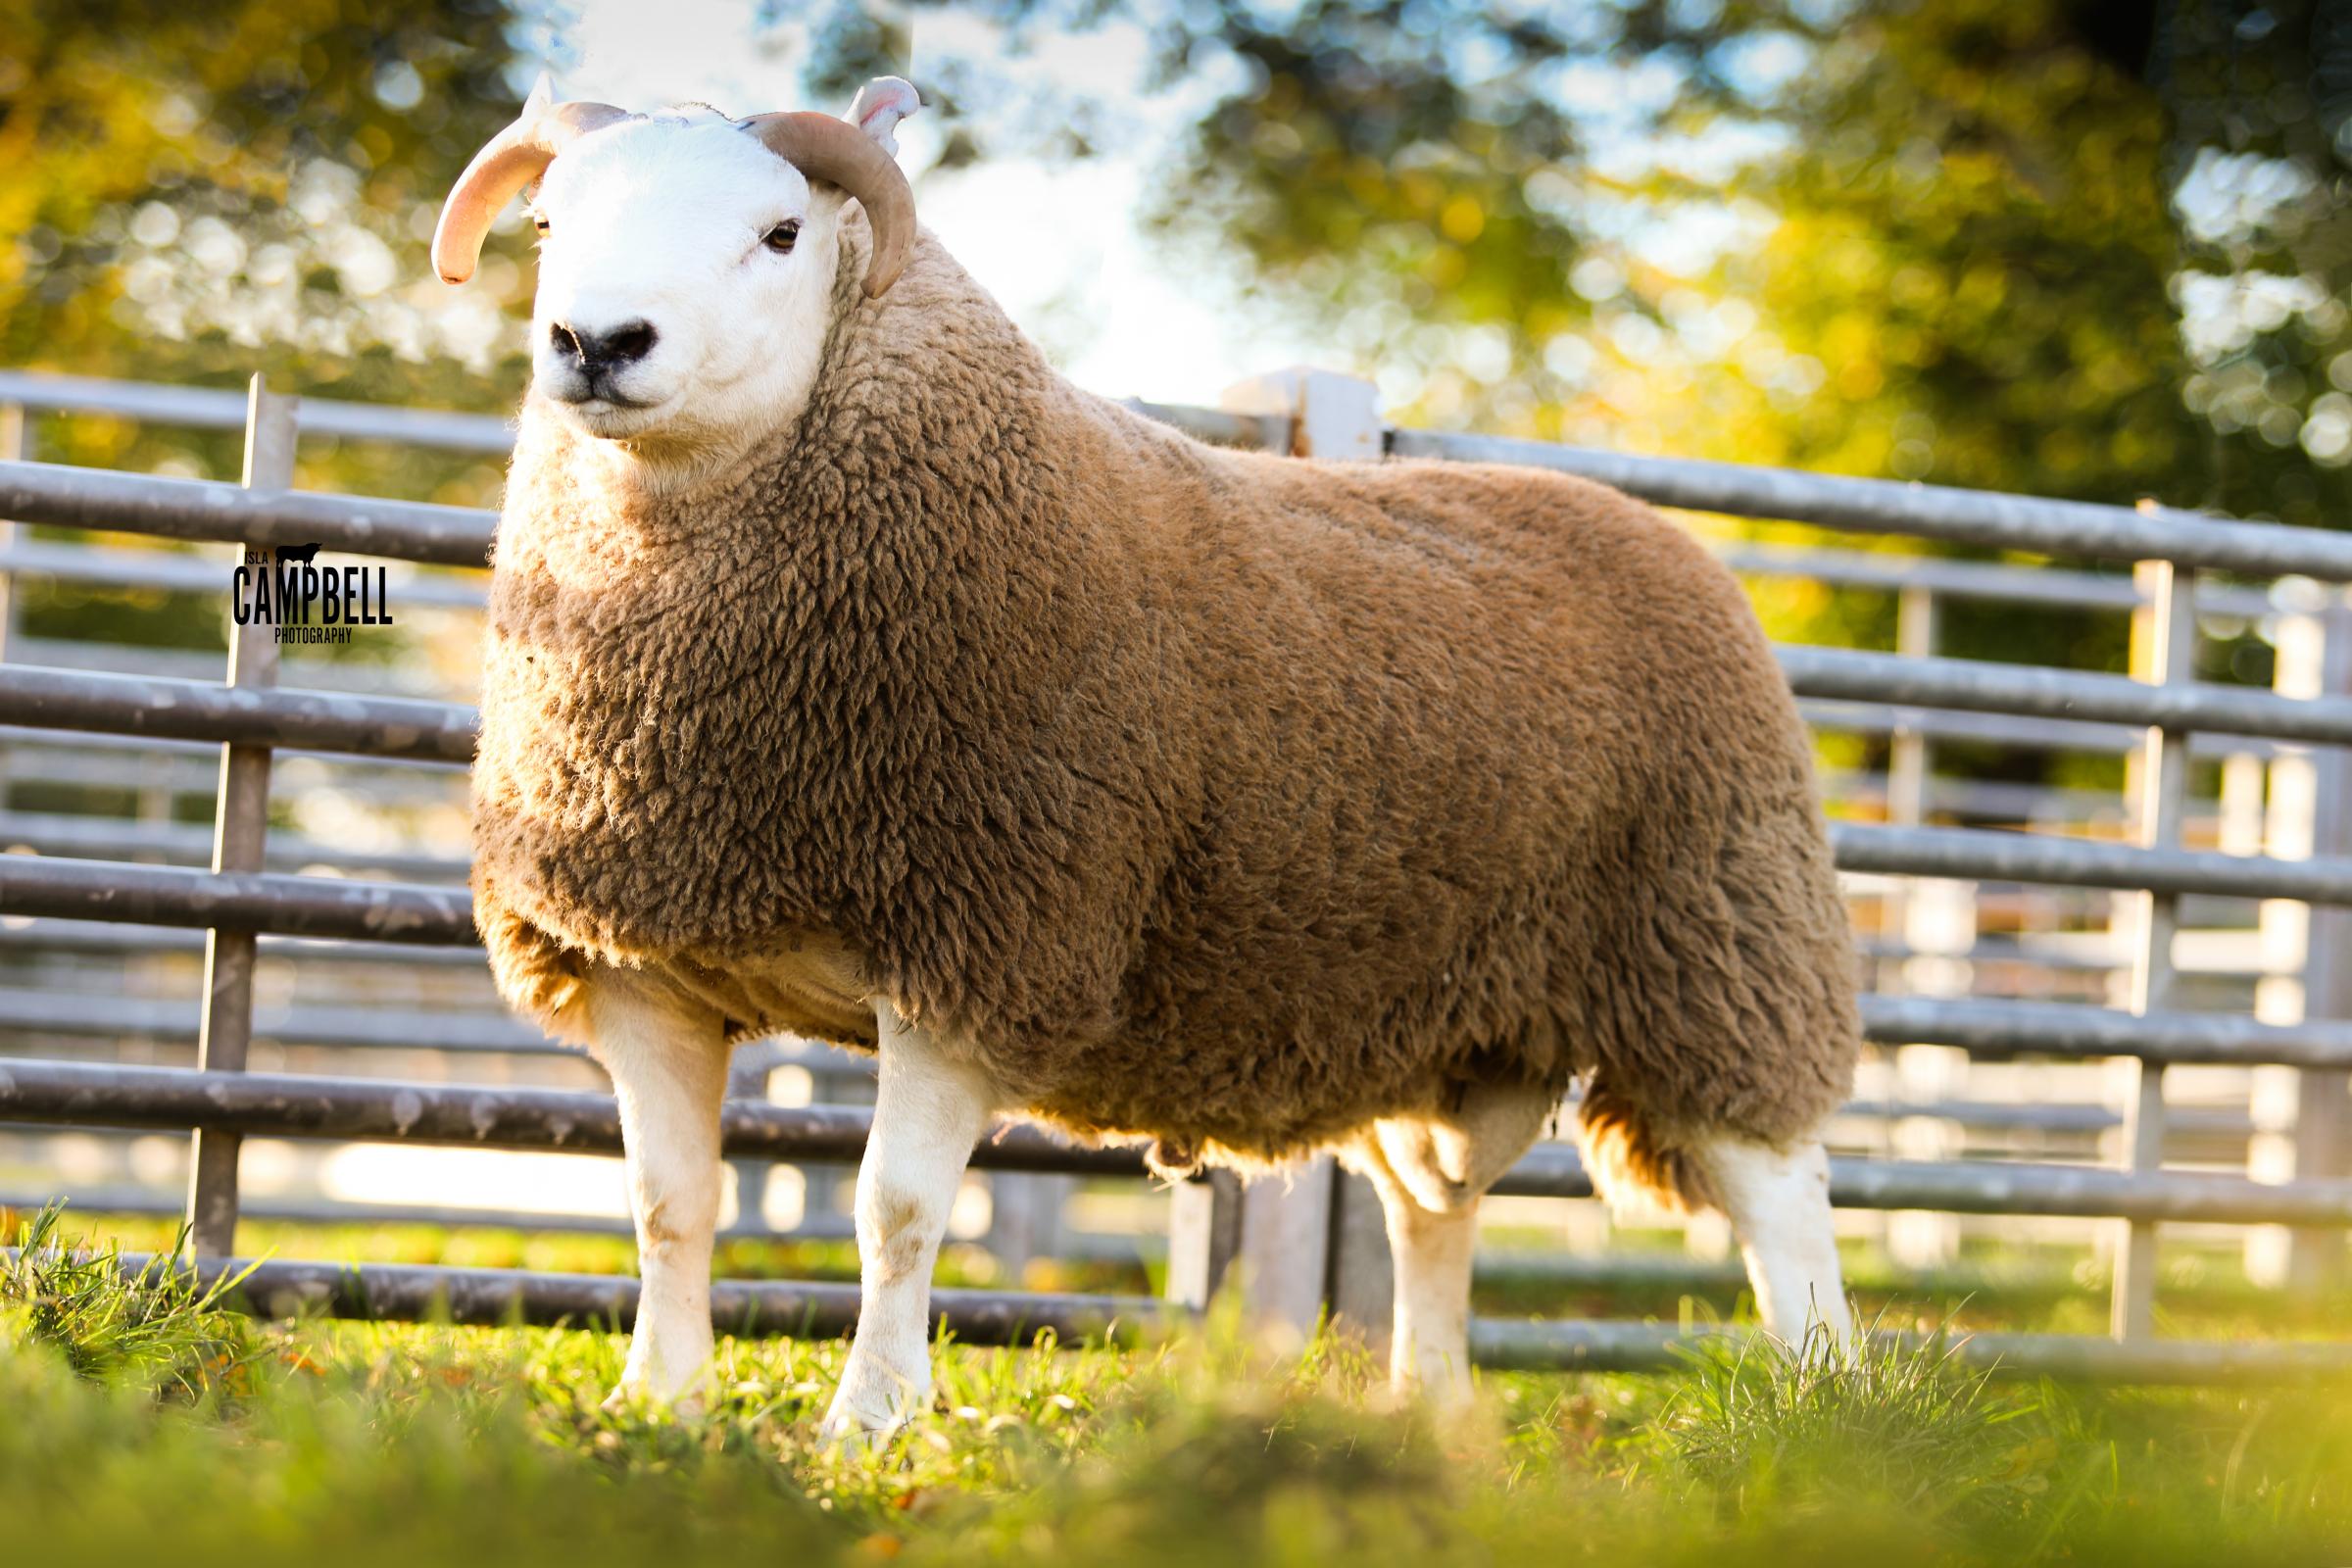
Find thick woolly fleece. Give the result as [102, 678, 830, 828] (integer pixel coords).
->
[470, 221, 1859, 1208]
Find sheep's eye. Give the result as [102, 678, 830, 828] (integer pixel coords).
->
[531, 213, 550, 236]
[762, 220, 801, 255]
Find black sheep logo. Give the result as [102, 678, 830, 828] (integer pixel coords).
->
[275, 542, 324, 564]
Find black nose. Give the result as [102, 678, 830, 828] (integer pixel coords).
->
[549, 318, 659, 371]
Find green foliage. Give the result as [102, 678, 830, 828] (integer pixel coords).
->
[0, 0, 527, 526]
[2164, 0, 2352, 529]
[0, 1202, 261, 1398]
[1656, 1315, 2047, 1526]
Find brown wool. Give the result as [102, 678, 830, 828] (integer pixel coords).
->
[471, 219, 1859, 1210]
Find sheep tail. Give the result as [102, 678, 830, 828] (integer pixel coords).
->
[1575, 1077, 1721, 1218]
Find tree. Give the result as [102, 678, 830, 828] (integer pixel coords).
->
[0, 0, 528, 501]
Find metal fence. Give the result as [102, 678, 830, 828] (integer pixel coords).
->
[4, 367, 2352, 1381]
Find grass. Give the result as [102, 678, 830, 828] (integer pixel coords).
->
[8, 1208, 2352, 1565]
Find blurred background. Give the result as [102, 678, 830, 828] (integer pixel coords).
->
[6, 0, 2352, 1320]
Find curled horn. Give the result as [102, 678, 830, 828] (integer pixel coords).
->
[432, 77, 632, 285]
[737, 110, 918, 298]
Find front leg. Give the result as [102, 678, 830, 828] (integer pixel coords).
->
[821, 1005, 997, 1440]
[583, 969, 730, 1410]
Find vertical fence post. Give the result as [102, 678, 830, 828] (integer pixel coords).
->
[2112, 558, 2194, 1340]
[986, 1168, 1071, 1281]
[724, 1043, 778, 1238]
[1882, 584, 1939, 994]
[0, 400, 23, 664]
[2238, 602, 2332, 1288]
[183, 375, 295, 1257]
[2286, 596, 2352, 1288]
[0, 402, 24, 814]
[1166, 1170, 1244, 1310]
[1886, 583, 1968, 1268]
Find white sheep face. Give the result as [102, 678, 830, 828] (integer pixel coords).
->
[523, 108, 856, 459]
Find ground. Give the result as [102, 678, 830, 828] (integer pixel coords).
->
[8, 1208, 2352, 1565]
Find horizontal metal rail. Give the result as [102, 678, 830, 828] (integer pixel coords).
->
[0, 1060, 1142, 1177]
[1856, 994, 2352, 1068]
[1838, 1100, 2254, 1139]
[1394, 427, 2352, 579]
[1467, 1319, 2352, 1383]
[0, 917, 489, 966]
[0, 665, 475, 763]
[1828, 822, 2352, 904]
[1798, 699, 2293, 760]
[1491, 1142, 2352, 1224]
[66, 1251, 1169, 1344]
[0, 1024, 2260, 1136]
[5, 633, 447, 699]
[1720, 543, 2282, 616]
[1782, 646, 2352, 747]
[0, 370, 516, 454]
[8, 1241, 2311, 1380]
[0, 1186, 855, 1241]
[9, 1242, 2321, 1380]
[0, 539, 489, 609]
[0, 988, 560, 1054]
[0, 460, 492, 566]
[1118, 398, 1289, 451]
[0, 725, 467, 782]
[0, 811, 468, 882]
[0, 856, 473, 944]
[3, 1060, 2342, 1225]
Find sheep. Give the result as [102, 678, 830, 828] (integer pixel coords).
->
[435, 74, 1860, 1432]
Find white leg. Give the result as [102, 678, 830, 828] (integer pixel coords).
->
[1379, 1188, 1479, 1400]
[1702, 1135, 1852, 1346]
[820, 1006, 998, 1440]
[1361, 1081, 1552, 1401]
[585, 969, 731, 1409]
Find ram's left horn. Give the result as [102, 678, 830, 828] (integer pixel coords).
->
[739, 103, 919, 299]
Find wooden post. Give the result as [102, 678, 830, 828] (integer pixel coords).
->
[985, 1171, 1070, 1280]
[1163, 1161, 1393, 1353]
[2111, 559, 2193, 1340]
[1325, 1167, 1396, 1356]
[184, 376, 295, 1257]
[1221, 367, 1386, 462]
[725, 1045, 777, 1237]
[1166, 1169, 1243, 1311]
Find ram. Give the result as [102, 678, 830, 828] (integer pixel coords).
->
[435, 75, 1859, 1436]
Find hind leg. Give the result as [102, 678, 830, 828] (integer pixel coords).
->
[1696, 1134, 1851, 1345]
[1354, 1080, 1554, 1399]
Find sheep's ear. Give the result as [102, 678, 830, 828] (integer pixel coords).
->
[522, 71, 555, 122]
[845, 76, 919, 158]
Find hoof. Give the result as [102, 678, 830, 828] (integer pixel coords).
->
[821, 1350, 928, 1445]
[602, 1377, 708, 1421]
[817, 1398, 908, 1448]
